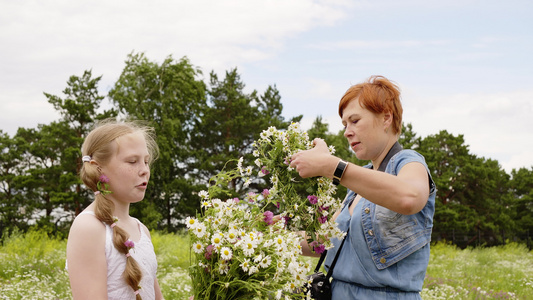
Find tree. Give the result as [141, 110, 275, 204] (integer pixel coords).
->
[417, 130, 513, 246]
[43, 70, 115, 219]
[509, 167, 533, 240]
[193, 69, 301, 200]
[0, 130, 31, 235]
[109, 52, 207, 230]
[14, 122, 81, 234]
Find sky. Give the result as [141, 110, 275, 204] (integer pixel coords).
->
[1, 0, 532, 173]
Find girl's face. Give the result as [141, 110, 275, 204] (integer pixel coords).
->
[341, 98, 390, 162]
[101, 132, 151, 204]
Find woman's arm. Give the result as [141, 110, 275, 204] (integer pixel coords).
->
[291, 139, 429, 215]
[66, 214, 108, 299]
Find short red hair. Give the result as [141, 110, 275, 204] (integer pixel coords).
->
[338, 75, 403, 135]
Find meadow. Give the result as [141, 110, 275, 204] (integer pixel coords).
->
[0, 230, 531, 299]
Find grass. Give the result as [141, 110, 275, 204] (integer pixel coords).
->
[421, 242, 533, 299]
[0, 230, 531, 299]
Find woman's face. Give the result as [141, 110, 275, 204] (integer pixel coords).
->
[341, 98, 389, 162]
[100, 132, 151, 204]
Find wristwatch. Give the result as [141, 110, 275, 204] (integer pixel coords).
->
[332, 160, 347, 185]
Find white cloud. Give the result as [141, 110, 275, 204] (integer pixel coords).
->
[0, 0, 350, 135]
[1, 0, 532, 174]
[403, 88, 533, 172]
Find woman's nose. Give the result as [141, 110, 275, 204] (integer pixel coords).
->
[344, 126, 352, 138]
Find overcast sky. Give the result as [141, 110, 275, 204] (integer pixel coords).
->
[1, 0, 532, 173]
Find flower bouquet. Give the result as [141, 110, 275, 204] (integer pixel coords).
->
[252, 123, 345, 251]
[187, 190, 310, 299]
[187, 123, 345, 299]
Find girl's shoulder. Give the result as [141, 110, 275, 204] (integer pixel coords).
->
[69, 210, 106, 239]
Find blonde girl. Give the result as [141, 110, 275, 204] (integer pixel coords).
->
[67, 120, 163, 300]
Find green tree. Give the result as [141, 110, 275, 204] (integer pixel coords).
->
[43, 70, 115, 218]
[109, 52, 207, 230]
[399, 123, 421, 150]
[509, 167, 533, 240]
[193, 69, 301, 200]
[14, 122, 81, 235]
[0, 130, 31, 235]
[418, 130, 513, 246]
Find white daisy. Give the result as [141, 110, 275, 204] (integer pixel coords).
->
[198, 190, 209, 199]
[192, 241, 204, 254]
[185, 216, 197, 229]
[193, 223, 207, 238]
[240, 258, 250, 272]
[220, 247, 232, 260]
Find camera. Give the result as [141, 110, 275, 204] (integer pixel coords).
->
[303, 272, 331, 300]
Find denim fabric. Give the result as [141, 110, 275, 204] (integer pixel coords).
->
[324, 150, 436, 299]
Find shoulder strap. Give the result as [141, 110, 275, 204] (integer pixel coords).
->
[376, 141, 403, 172]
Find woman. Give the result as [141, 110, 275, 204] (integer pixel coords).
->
[290, 76, 436, 299]
[67, 120, 164, 300]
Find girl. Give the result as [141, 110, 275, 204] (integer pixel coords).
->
[67, 120, 164, 300]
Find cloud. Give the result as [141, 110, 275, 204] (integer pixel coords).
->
[0, 0, 351, 135]
[403, 88, 533, 172]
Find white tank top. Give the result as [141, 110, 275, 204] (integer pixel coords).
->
[77, 211, 158, 299]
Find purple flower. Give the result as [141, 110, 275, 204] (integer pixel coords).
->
[99, 174, 110, 183]
[205, 244, 214, 260]
[307, 195, 318, 205]
[313, 243, 326, 254]
[233, 197, 240, 204]
[275, 202, 280, 209]
[261, 166, 270, 175]
[261, 189, 270, 198]
[247, 192, 256, 203]
[263, 211, 274, 225]
[124, 240, 135, 249]
[319, 216, 328, 224]
[318, 206, 329, 212]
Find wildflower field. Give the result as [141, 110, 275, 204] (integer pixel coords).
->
[0, 230, 531, 299]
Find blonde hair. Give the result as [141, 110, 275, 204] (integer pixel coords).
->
[79, 119, 159, 299]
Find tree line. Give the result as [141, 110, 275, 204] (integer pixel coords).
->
[1, 52, 531, 248]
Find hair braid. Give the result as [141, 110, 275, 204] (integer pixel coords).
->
[94, 194, 143, 299]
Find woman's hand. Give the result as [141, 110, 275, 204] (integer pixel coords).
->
[290, 138, 337, 178]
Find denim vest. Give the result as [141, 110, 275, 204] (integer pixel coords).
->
[324, 150, 436, 294]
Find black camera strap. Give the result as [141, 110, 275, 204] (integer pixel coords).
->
[314, 141, 403, 280]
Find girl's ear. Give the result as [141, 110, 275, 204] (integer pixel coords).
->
[90, 160, 102, 173]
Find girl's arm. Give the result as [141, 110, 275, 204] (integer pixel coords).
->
[154, 278, 164, 300]
[142, 224, 164, 300]
[66, 214, 108, 299]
